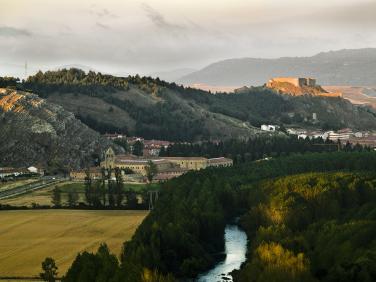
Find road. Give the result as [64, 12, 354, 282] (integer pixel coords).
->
[0, 177, 65, 200]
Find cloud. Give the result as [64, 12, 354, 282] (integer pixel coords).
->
[96, 22, 110, 30]
[141, 3, 184, 31]
[89, 6, 118, 18]
[0, 26, 31, 37]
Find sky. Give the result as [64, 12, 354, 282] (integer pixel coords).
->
[1, 0, 376, 78]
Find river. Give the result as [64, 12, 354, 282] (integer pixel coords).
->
[197, 225, 248, 282]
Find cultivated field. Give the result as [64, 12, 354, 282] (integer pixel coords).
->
[0, 182, 160, 207]
[0, 178, 41, 192]
[0, 210, 147, 278]
[323, 85, 376, 109]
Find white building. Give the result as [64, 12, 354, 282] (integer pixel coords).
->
[328, 131, 352, 142]
[261, 124, 277, 132]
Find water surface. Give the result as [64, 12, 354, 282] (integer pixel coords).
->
[197, 225, 247, 282]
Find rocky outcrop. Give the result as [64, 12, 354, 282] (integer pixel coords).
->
[265, 80, 341, 97]
[0, 88, 120, 170]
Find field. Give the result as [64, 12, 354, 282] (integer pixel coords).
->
[0, 178, 41, 192]
[0, 182, 160, 207]
[323, 85, 376, 109]
[0, 210, 148, 278]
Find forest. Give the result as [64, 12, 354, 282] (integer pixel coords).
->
[58, 151, 376, 281]
[160, 135, 369, 163]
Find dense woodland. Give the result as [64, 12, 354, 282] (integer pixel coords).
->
[160, 135, 370, 163]
[2, 69, 376, 141]
[60, 151, 376, 281]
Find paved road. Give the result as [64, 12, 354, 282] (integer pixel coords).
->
[0, 178, 65, 200]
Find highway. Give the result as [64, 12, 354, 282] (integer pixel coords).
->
[0, 177, 65, 200]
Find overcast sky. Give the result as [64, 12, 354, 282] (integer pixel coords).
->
[1, 0, 376, 78]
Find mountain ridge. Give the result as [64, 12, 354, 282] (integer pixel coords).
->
[179, 48, 376, 86]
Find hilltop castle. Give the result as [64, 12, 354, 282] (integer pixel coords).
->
[266, 77, 316, 88]
[266, 77, 342, 97]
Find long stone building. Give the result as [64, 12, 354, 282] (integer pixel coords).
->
[100, 148, 233, 176]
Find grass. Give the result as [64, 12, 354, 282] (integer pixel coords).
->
[0, 178, 41, 192]
[0, 182, 160, 207]
[0, 209, 148, 278]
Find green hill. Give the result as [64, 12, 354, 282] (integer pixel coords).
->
[6, 68, 376, 141]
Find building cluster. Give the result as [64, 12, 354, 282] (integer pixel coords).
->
[70, 148, 233, 183]
[103, 134, 172, 157]
[103, 148, 232, 180]
[287, 128, 376, 147]
[0, 166, 44, 179]
[261, 124, 279, 132]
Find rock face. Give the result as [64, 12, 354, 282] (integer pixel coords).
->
[0, 88, 119, 170]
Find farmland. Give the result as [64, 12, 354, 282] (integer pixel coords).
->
[0, 210, 148, 278]
[0, 181, 160, 207]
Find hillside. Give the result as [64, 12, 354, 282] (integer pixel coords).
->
[179, 48, 376, 87]
[11, 68, 376, 140]
[0, 88, 119, 170]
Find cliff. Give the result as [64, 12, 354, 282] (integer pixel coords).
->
[0, 88, 120, 171]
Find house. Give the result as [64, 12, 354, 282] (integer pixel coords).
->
[27, 166, 44, 175]
[208, 157, 233, 167]
[70, 167, 103, 180]
[261, 125, 277, 132]
[103, 133, 125, 140]
[328, 129, 353, 142]
[143, 139, 172, 157]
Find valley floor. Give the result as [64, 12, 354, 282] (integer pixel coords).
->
[0, 210, 148, 278]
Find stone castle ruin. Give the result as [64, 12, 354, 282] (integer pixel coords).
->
[266, 77, 316, 88]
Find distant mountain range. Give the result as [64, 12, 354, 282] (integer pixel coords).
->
[149, 68, 197, 83]
[178, 48, 376, 87]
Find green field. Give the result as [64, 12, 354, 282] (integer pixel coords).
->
[0, 182, 160, 207]
[0, 178, 41, 192]
[0, 210, 148, 278]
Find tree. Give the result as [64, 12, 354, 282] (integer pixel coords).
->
[115, 168, 124, 207]
[114, 138, 129, 152]
[132, 140, 144, 156]
[107, 168, 115, 208]
[67, 190, 79, 207]
[100, 168, 107, 206]
[84, 168, 92, 206]
[145, 160, 158, 183]
[51, 186, 61, 207]
[40, 257, 58, 282]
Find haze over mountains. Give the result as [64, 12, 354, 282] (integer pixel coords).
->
[178, 48, 376, 87]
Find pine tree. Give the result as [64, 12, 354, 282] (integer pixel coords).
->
[51, 186, 61, 207]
